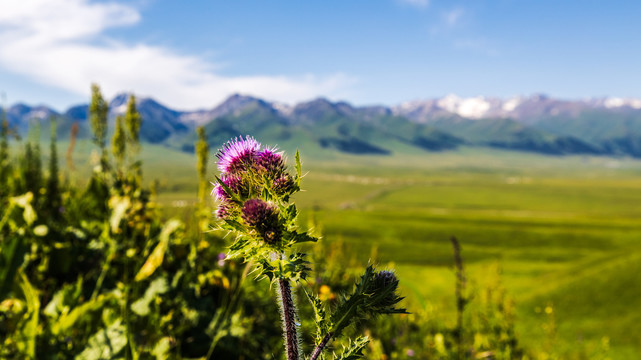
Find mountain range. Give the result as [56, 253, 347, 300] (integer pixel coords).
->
[5, 93, 641, 158]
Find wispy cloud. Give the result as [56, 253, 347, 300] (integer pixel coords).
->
[429, 6, 466, 36]
[397, 0, 430, 9]
[0, 0, 354, 109]
[443, 8, 464, 27]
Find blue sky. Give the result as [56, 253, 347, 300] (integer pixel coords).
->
[1, 0, 640, 111]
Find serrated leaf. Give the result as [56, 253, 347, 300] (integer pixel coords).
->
[295, 148, 302, 186]
[336, 336, 369, 360]
[305, 289, 329, 343]
[329, 266, 376, 336]
[221, 219, 245, 232]
[215, 175, 242, 203]
[293, 232, 318, 244]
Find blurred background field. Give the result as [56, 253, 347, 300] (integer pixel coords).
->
[131, 143, 641, 358]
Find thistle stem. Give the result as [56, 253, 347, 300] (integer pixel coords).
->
[278, 277, 300, 360]
[309, 332, 333, 360]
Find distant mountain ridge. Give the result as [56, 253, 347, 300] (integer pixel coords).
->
[5, 93, 641, 158]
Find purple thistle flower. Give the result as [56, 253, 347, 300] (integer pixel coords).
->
[255, 147, 285, 176]
[273, 175, 296, 196]
[212, 175, 248, 201]
[212, 183, 226, 201]
[241, 198, 282, 245]
[216, 136, 261, 174]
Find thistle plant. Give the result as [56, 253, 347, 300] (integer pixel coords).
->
[213, 136, 406, 360]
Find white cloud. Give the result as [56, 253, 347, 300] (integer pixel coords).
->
[0, 0, 354, 109]
[397, 0, 429, 9]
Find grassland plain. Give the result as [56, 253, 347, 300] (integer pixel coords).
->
[23, 140, 641, 358]
[292, 148, 641, 359]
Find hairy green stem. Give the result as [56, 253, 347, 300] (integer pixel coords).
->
[278, 277, 300, 360]
[309, 332, 333, 360]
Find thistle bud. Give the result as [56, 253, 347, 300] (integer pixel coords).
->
[273, 175, 296, 197]
[241, 199, 282, 245]
[216, 201, 237, 220]
[256, 148, 286, 177]
[368, 270, 402, 309]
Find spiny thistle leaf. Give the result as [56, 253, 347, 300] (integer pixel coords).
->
[292, 231, 318, 244]
[295, 148, 302, 186]
[215, 175, 243, 204]
[304, 289, 330, 344]
[335, 336, 369, 360]
[329, 265, 407, 337]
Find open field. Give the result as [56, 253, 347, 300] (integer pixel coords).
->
[291, 148, 641, 359]
[19, 140, 641, 357]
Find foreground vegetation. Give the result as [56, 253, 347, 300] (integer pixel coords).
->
[2, 89, 641, 358]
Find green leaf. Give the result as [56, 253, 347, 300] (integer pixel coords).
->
[135, 219, 182, 281]
[75, 318, 127, 360]
[151, 337, 172, 359]
[215, 175, 242, 203]
[293, 231, 318, 244]
[44, 277, 83, 319]
[51, 292, 117, 335]
[18, 271, 40, 359]
[336, 336, 369, 360]
[295, 148, 302, 186]
[131, 277, 169, 316]
[0, 235, 27, 301]
[329, 266, 376, 336]
[220, 219, 245, 232]
[304, 289, 329, 343]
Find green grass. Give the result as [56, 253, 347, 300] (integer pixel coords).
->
[286, 147, 641, 358]
[25, 138, 641, 358]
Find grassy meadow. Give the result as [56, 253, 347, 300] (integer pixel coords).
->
[41, 140, 641, 358]
[294, 149, 641, 358]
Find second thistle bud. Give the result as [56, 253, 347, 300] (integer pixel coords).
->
[256, 148, 286, 177]
[242, 199, 282, 245]
[367, 270, 403, 310]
